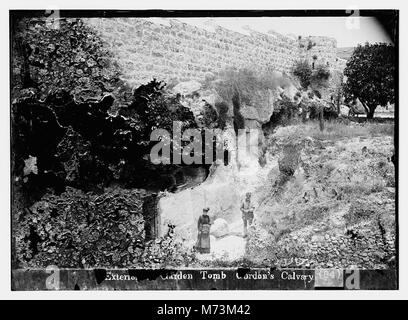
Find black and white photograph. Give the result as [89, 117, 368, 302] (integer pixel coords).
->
[6, 6, 400, 294]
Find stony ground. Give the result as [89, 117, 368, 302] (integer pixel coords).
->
[167, 121, 396, 269]
[245, 121, 396, 269]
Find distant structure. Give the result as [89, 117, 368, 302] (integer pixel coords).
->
[83, 18, 347, 87]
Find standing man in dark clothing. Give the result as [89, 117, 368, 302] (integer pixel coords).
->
[195, 207, 211, 253]
[241, 192, 255, 237]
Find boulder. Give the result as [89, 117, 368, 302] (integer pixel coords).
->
[210, 218, 230, 238]
[347, 98, 366, 115]
[211, 235, 246, 260]
[172, 80, 202, 96]
[240, 88, 275, 126]
[171, 81, 225, 128]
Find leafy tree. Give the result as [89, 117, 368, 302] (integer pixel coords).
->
[343, 43, 396, 119]
[12, 18, 130, 105]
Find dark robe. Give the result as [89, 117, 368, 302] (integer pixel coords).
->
[195, 214, 211, 253]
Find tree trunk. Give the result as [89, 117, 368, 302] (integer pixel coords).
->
[301, 102, 307, 123]
[367, 107, 375, 119]
[319, 107, 324, 131]
[361, 101, 375, 120]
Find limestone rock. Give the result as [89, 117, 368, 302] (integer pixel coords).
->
[23, 156, 38, 176]
[172, 80, 202, 96]
[212, 235, 246, 260]
[171, 81, 224, 128]
[240, 88, 275, 126]
[210, 218, 230, 238]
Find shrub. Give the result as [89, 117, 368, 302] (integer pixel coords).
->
[308, 100, 323, 120]
[12, 17, 130, 105]
[214, 68, 268, 104]
[310, 64, 331, 88]
[293, 60, 312, 89]
[215, 101, 229, 129]
[15, 187, 146, 268]
[212, 67, 291, 107]
[344, 201, 378, 225]
[269, 95, 300, 125]
[293, 61, 331, 95]
[12, 79, 202, 268]
[12, 79, 198, 193]
[14, 185, 196, 268]
[307, 40, 316, 50]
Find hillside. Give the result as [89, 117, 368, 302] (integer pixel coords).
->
[337, 47, 355, 60]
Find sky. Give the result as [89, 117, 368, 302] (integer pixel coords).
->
[173, 17, 392, 47]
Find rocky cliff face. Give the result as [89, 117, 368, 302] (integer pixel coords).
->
[11, 17, 209, 268]
[248, 125, 395, 269]
[158, 76, 287, 245]
[11, 15, 355, 269]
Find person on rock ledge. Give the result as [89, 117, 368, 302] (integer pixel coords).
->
[194, 207, 212, 254]
[241, 192, 255, 237]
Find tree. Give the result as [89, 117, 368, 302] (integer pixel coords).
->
[293, 61, 331, 131]
[12, 18, 130, 105]
[343, 43, 396, 119]
[293, 60, 312, 89]
[329, 70, 345, 115]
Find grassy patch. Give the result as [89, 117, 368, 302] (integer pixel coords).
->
[310, 121, 394, 141]
[271, 120, 394, 144]
[343, 201, 378, 226]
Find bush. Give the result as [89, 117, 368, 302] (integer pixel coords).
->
[269, 95, 301, 125]
[201, 103, 219, 128]
[211, 67, 291, 108]
[215, 101, 229, 129]
[344, 201, 378, 226]
[14, 185, 196, 268]
[293, 60, 312, 89]
[214, 68, 272, 105]
[12, 17, 130, 105]
[12, 79, 201, 268]
[293, 61, 331, 92]
[15, 187, 146, 268]
[307, 40, 316, 51]
[310, 64, 331, 88]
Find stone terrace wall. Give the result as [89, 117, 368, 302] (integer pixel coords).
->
[334, 57, 348, 71]
[298, 35, 338, 67]
[83, 18, 309, 87]
[83, 18, 344, 88]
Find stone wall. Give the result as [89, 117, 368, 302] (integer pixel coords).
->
[298, 35, 338, 67]
[83, 18, 343, 88]
[334, 57, 348, 71]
